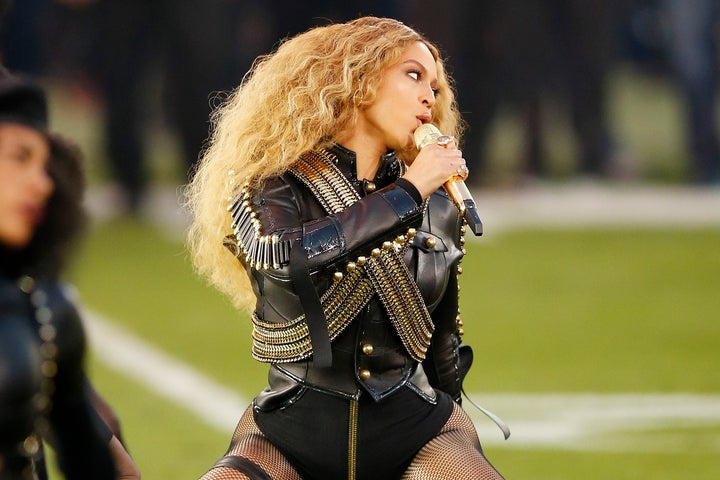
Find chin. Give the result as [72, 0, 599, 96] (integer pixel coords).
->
[0, 225, 33, 249]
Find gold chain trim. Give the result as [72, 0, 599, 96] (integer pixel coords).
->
[290, 148, 360, 213]
[251, 264, 373, 362]
[286, 149, 434, 362]
[364, 240, 434, 361]
[238, 149, 434, 362]
[225, 180, 291, 270]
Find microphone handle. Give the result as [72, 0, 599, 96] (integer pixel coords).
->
[413, 123, 483, 236]
[445, 177, 483, 236]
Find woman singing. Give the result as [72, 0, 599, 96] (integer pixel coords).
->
[187, 16, 504, 480]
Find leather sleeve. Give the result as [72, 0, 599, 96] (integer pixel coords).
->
[255, 175, 424, 278]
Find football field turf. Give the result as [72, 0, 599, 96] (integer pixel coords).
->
[62, 212, 720, 479]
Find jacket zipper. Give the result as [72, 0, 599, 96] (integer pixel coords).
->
[348, 398, 358, 480]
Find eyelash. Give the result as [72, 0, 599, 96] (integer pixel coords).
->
[408, 70, 439, 96]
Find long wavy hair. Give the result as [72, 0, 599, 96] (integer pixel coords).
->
[186, 16, 463, 310]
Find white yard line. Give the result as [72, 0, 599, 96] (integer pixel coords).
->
[82, 309, 720, 452]
[82, 308, 248, 434]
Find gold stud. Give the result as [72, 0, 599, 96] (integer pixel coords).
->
[17, 275, 35, 293]
[425, 237, 436, 248]
[457, 328, 465, 336]
[361, 343, 374, 355]
[382, 241, 393, 250]
[358, 369, 371, 380]
[346, 262, 357, 272]
[364, 182, 377, 193]
[333, 272, 344, 282]
[457, 266, 463, 275]
[371, 248, 381, 258]
[407, 228, 417, 238]
[22, 436, 40, 456]
[356, 256, 367, 266]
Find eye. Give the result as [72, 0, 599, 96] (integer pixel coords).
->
[407, 70, 420, 81]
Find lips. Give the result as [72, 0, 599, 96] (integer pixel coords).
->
[21, 203, 46, 226]
[416, 113, 432, 125]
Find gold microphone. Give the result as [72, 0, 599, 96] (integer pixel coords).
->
[414, 123, 483, 236]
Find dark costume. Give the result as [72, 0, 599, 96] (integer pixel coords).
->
[204, 145, 501, 480]
[0, 73, 115, 479]
[0, 272, 115, 479]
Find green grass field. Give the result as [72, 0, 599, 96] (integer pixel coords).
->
[61, 221, 720, 479]
[42, 65, 720, 478]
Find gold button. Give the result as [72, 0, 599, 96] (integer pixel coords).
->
[425, 237, 437, 248]
[359, 369, 371, 380]
[364, 182, 376, 192]
[361, 343, 374, 355]
[18, 275, 35, 293]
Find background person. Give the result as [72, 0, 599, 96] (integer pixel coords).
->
[0, 71, 139, 479]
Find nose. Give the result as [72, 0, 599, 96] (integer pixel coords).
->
[421, 83, 436, 108]
[30, 165, 54, 199]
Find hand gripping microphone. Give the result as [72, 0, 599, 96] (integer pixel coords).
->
[414, 123, 483, 236]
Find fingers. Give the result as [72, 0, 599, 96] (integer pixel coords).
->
[454, 164, 469, 180]
[436, 135, 455, 147]
[423, 142, 467, 181]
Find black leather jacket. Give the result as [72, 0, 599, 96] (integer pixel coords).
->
[240, 145, 467, 409]
[0, 275, 114, 478]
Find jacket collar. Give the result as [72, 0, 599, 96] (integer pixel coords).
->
[327, 144, 402, 192]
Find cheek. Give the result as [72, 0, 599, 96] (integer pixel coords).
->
[0, 182, 34, 248]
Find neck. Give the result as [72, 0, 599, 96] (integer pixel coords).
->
[338, 133, 385, 181]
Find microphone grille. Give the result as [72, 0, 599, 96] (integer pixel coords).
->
[413, 123, 442, 150]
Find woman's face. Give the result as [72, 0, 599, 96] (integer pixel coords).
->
[0, 123, 53, 248]
[357, 41, 438, 152]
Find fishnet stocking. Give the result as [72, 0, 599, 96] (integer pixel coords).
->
[199, 406, 301, 480]
[402, 403, 505, 480]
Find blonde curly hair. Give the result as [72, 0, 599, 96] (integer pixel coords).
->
[186, 16, 463, 310]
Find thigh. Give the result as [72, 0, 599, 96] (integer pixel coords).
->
[199, 406, 301, 480]
[402, 403, 505, 480]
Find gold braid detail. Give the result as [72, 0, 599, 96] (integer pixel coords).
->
[286, 149, 433, 362]
[251, 265, 373, 362]
[242, 149, 434, 362]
